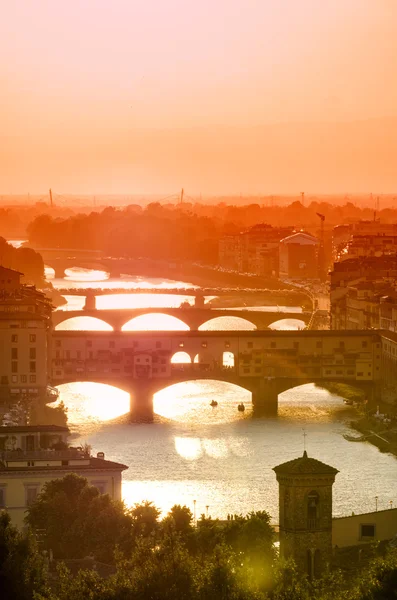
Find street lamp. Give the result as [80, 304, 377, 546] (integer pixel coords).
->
[206, 505, 209, 518]
[390, 500, 393, 510]
[375, 496, 378, 512]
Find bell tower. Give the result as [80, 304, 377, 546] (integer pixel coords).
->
[273, 451, 338, 579]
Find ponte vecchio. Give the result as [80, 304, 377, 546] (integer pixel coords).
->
[50, 329, 392, 421]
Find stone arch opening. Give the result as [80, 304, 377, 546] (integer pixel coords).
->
[121, 313, 190, 331]
[54, 316, 114, 331]
[54, 381, 130, 421]
[222, 351, 235, 368]
[171, 351, 192, 364]
[278, 381, 369, 415]
[198, 316, 256, 331]
[279, 381, 367, 403]
[153, 379, 252, 423]
[268, 318, 306, 331]
[193, 351, 218, 372]
[171, 352, 192, 372]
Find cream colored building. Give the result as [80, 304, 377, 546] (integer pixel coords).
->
[0, 426, 128, 528]
[0, 266, 53, 402]
[332, 508, 397, 548]
[0, 425, 69, 451]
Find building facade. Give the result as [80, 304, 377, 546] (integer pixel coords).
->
[218, 224, 294, 276]
[0, 266, 53, 403]
[279, 233, 319, 280]
[0, 425, 127, 528]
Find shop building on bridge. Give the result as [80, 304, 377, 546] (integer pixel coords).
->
[50, 330, 382, 420]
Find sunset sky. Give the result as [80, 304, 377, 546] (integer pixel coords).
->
[1, 0, 397, 194]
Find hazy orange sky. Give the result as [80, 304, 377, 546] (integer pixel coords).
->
[1, 0, 397, 194]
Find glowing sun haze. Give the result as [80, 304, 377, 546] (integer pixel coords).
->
[1, 0, 397, 194]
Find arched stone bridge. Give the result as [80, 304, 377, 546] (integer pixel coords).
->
[52, 307, 311, 331]
[50, 329, 381, 421]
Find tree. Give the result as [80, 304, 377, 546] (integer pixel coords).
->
[346, 548, 397, 600]
[130, 500, 160, 538]
[25, 473, 133, 563]
[0, 512, 48, 600]
[167, 505, 193, 535]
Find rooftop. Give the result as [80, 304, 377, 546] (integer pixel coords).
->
[280, 232, 319, 245]
[0, 425, 69, 434]
[273, 451, 339, 476]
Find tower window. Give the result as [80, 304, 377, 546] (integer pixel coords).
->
[307, 491, 319, 529]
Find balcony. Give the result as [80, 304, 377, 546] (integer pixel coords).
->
[0, 449, 87, 461]
[307, 518, 317, 530]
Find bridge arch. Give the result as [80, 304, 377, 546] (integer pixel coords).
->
[268, 318, 307, 331]
[54, 316, 114, 331]
[198, 316, 257, 331]
[121, 313, 190, 331]
[153, 379, 253, 421]
[54, 381, 130, 420]
[277, 380, 369, 404]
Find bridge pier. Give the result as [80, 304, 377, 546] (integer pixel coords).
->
[129, 381, 155, 423]
[251, 378, 278, 417]
[83, 294, 97, 311]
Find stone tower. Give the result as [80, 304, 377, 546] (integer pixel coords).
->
[273, 451, 338, 579]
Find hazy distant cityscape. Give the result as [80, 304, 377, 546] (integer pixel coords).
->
[2, 0, 397, 598]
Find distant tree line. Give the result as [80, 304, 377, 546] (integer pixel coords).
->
[1, 473, 396, 600]
[0, 238, 45, 286]
[26, 201, 397, 265]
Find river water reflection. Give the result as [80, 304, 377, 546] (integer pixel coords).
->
[51, 269, 397, 521]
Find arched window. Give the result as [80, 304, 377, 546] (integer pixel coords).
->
[307, 491, 319, 529]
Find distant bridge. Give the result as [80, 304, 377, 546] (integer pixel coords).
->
[50, 329, 381, 421]
[52, 306, 310, 331]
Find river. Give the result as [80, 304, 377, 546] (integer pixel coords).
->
[49, 268, 396, 522]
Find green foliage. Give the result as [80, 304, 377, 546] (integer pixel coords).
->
[130, 500, 161, 538]
[0, 237, 45, 286]
[25, 473, 133, 563]
[345, 548, 397, 600]
[0, 511, 48, 600]
[18, 481, 397, 600]
[29, 400, 68, 427]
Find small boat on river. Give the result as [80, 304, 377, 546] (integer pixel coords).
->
[210, 400, 218, 407]
[237, 403, 245, 412]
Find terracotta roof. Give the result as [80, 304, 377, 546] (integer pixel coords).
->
[280, 232, 319, 245]
[273, 451, 338, 476]
[0, 457, 128, 472]
[0, 425, 69, 433]
[0, 266, 23, 276]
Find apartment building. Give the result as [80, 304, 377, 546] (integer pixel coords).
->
[0, 424, 128, 528]
[330, 256, 397, 330]
[219, 224, 294, 276]
[279, 232, 319, 280]
[0, 266, 53, 402]
[333, 221, 397, 261]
